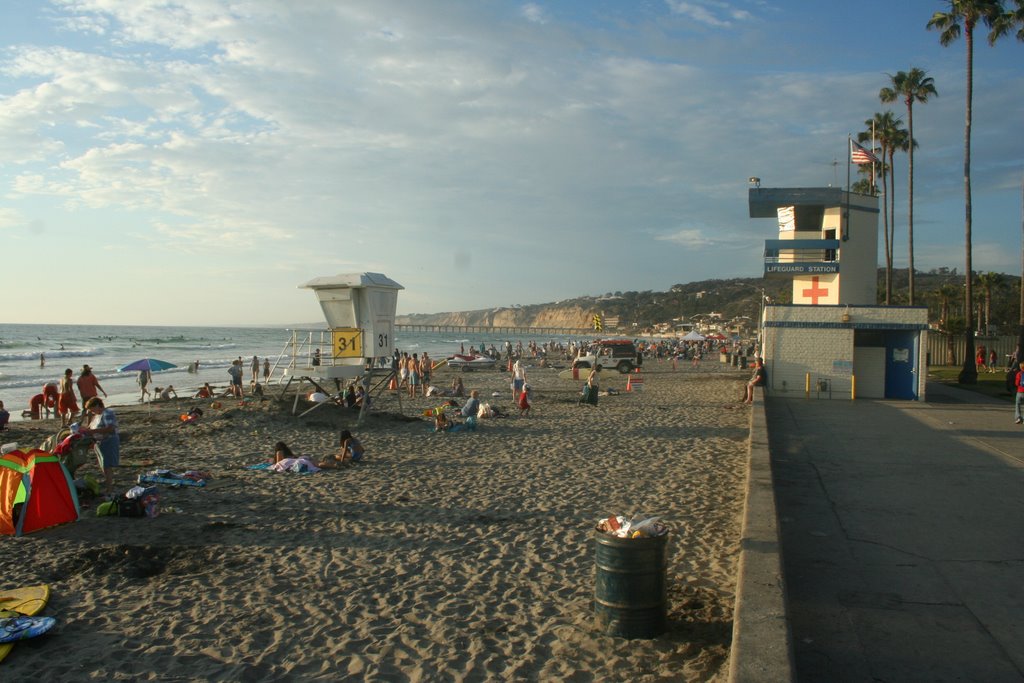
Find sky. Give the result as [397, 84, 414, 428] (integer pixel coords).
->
[1, 0, 1021, 326]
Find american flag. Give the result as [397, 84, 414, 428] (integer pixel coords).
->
[850, 139, 878, 165]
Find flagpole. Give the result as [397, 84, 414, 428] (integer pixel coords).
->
[844, 135, 851, 241]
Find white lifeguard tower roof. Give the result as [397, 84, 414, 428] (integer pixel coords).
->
[299, 272, 404, 292]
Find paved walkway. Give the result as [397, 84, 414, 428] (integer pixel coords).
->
[766, 382, 1024, 682]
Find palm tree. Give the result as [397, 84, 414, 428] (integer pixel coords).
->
[858, 112, 906, 305]
[928, 1, 1005, 384]
[977, 271, 1005, 335]
[880, 68, 937, 307]
[991, 2, 1024, 364]
[933, 284, 962, 363]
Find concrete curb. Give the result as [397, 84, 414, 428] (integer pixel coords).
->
[727, 387, 794, 683]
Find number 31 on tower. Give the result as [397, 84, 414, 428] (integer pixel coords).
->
[332, 328, 363, 358]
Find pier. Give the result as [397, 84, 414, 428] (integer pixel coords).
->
[395, 324, 598, 336]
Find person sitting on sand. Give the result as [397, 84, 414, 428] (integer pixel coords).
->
[159, 385, 177, 400]
[460, 390, 480, 419]
[318, 430, 364, 468]
[194, 383, 215, 399]
[354, 385, 370, 410]
[451, 377, 465, 397]
[434, 410, 450, 432]
[0, 400, 9, 431]
[179, 407, 203, 425]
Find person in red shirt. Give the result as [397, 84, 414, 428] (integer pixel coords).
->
[517, 384, 531, 417]
[76, 364, 107, 407]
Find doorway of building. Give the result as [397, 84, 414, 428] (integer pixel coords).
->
[885, 331, 918, 400]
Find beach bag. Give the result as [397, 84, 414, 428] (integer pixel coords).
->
[117, 497, 145, 518]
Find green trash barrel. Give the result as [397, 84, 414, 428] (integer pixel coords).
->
[593, 529, 669, 638]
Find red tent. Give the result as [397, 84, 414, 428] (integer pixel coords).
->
[0, 449, 80, 536]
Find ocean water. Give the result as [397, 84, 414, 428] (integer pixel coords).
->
[0, 323, 599, 422]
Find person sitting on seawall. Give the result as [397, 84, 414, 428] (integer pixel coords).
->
[0, 400, 9, 431]
[744, 358, 767, 404]
[81, 397, 120, 497]
[318, 430, 364, 468]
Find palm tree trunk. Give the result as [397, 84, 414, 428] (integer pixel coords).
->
[907, 102, 916, 306]
[881, 153, 891, 305]
[888, 150, 897, 304]
[959, 25, 977, 384]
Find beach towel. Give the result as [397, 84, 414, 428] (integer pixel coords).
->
[247, 458, 320, 473]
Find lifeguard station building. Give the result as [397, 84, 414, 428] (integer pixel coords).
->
[749, 186, 928, 400]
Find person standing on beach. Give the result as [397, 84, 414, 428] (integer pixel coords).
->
[511, 360, 526, 403]
[138, 369, 152, 402]
[40, 352, 45, 368]
[420, 352, 432, 397]
[251, 355, 260, 384]
[82, 397, 119, 497]
[57, 368, 79, 426]
[228, 360, 244, 397]
[408, 353, 420, 398]
[263, 358, 270, 384]
[76, 364, 106, 416]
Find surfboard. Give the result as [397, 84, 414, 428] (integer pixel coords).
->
[0, 616, 56, 644]
[0, 585, 50, 663]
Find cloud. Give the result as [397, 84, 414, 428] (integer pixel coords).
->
[664, 0, 753, 28]
[520, 3, 549, 25]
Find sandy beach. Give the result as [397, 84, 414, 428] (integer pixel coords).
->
[1, 360, 751, 681]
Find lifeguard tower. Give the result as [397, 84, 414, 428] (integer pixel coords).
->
[279, 272, 403, 419]
[749, 186, 928, 400]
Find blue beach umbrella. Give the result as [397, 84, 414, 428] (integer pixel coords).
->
[118, 358, 177, 373]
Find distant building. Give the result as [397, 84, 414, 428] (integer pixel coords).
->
[749, 186, 928, 400]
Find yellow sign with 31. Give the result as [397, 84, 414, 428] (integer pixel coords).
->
[332, 328, 363, 358]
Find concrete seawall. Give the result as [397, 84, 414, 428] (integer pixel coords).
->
[728, 386, 794, 682]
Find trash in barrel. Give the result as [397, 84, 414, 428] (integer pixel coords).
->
[593, 515, 669, 639]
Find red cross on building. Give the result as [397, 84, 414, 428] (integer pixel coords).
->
[801, 276, 829, 305]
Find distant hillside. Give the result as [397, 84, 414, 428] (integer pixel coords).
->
[397, 268, 1023, 335]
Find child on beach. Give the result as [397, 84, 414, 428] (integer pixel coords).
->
[517, 384, 531, 417]
[434, 410, 450, 432]
[318, 430, 364, 468]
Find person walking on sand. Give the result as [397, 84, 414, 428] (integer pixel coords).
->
[251, 355, 260, 384]
[1013, 363, 1024, 425]
[517, 384, 531, 417]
